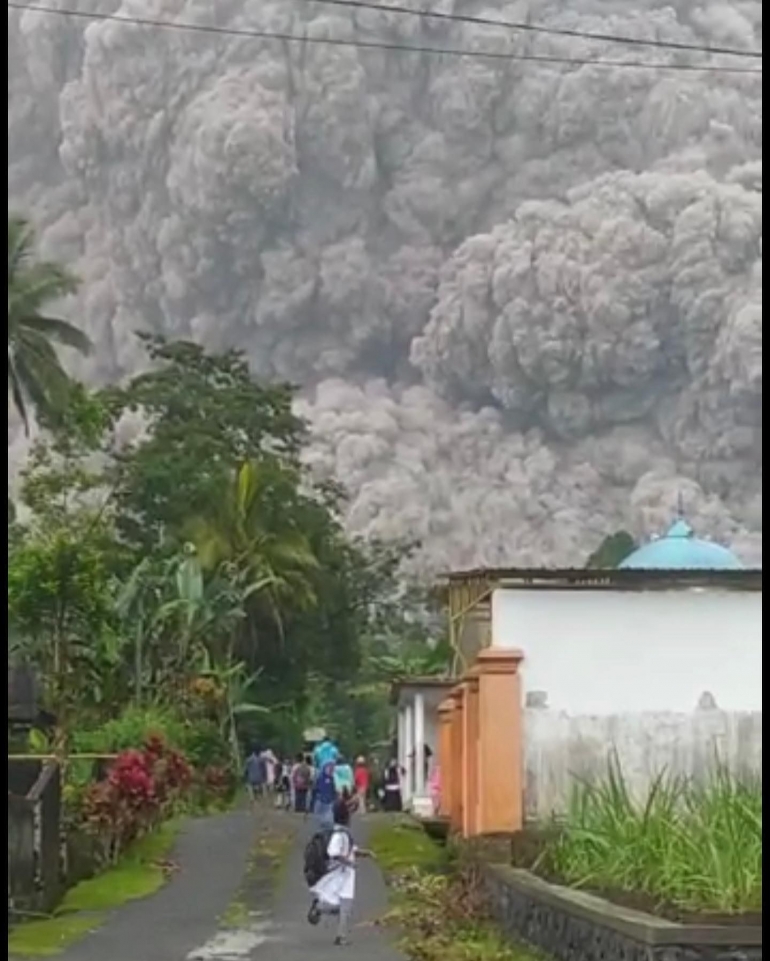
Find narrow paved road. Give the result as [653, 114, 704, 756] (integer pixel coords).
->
[263, 814, 403, 960]
[48, 807, 405, 961]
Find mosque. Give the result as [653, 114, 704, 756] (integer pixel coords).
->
[618, 516, 745, 571]
[395, 513, 762, 833]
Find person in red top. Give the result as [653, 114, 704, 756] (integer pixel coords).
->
[353, 756, 370, 812]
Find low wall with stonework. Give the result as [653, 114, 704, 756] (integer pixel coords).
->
[481, 864, 762, 961]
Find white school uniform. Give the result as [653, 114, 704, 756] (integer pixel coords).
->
[311, 827, 356, 907]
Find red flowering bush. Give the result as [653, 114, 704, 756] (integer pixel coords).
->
[82, 733, 193, 862]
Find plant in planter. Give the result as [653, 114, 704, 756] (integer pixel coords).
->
[536, 759, 762, 918]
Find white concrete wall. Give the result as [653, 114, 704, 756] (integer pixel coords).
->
[525, 708, 763, 820]
[488, 586, 762, 819]
[491, 588, 762, 713]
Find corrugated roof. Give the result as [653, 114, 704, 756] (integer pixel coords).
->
[442, 567, 761, 590]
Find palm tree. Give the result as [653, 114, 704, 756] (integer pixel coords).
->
[190, 460, 320, 617]
[190, 460, 320, 652]
[8, 215, 91, 432]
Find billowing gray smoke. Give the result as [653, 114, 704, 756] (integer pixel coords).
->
[8, 0, 763, 574]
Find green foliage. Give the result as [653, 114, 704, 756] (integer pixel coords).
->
[9, 322, 445, 761]
[190, 459, 319, 611]
[373, 822, 543, 961]
[370, 820, 447, 875]
[8, 913, 105, 958]
[585, 530, 637, 569]
[8, 215, 91, 434]
[8, 528, 116, 645]
[7, 519, 126, 730]
[81, 736, 192, 863]
[72, 705, 231, 773]
[72, 707, 187, 755]
[540, 758, 762, 914]
[8, 822, 180, 958]
[60, 820, 180, 913]
[101, 335, 304, 548]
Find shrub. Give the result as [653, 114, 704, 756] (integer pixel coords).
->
[540, 760, 762, 915]
[74, 706, 230, 774]
[193, 765, 237, 810]
[73, 706, 188, 755]
[178, 720, 231, 770]
[81, 734, 192, 862]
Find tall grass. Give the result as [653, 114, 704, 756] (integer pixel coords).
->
[541, 757, 762, 915]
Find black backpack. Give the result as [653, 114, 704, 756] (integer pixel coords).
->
[303, 827, 353, 887]
[303, 829, 332, 887]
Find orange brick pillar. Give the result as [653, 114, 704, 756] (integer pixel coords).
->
[449, 685, 465, 833]
[436, 698, 454, 819]
[475, 648, 524, 835]
[462, 672, 480, 837]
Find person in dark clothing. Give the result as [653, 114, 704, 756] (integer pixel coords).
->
[382, 759, 403, 812]
[244, 746, 266, 807]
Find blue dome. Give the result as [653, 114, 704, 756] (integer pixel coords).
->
[619, 519, 744, 571]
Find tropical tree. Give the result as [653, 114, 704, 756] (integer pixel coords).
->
[7, 515, 123, 749]
[586, 530, 638, 569]
[101, 335, 304, 548]
[8, 216, 91, 432]
[190, 459, 320, 623]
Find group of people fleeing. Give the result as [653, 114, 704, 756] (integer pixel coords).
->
[244, 736, 384, 818]
[243, 734, 426, 948]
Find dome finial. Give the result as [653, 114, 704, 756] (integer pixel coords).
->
[676, 490, 685, 519]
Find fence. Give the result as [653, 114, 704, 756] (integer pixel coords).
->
[8, 754, 117, 917]
[8, 759, 62, 915]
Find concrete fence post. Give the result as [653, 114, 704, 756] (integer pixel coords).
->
[449, 685, 465, 832]
[436, 697, 454, 818]
[462, 671, 481, 838]
[475, 648, 525, 835]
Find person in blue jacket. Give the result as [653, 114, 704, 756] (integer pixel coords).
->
[311, 761, 338, 829]
[313, 735, 339, 771]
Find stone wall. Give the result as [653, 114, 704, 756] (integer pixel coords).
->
[482, 865, 762, 961]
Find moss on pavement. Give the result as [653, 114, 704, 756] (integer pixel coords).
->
[8, 914, 106, 959]
[8, 821, 181, 958]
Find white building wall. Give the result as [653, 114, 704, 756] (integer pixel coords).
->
[491, 588, 762, 714]
[490, 586, 763, 818]
[525, 708, 762, 819]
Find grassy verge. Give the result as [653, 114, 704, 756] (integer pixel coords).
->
[370, 818, 447, 875]
[8, 821, 181, 958]
[370, 818, 546, 961]
[8, 915, 106, 959]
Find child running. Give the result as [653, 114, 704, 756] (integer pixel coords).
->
[307, 798, 374, 946]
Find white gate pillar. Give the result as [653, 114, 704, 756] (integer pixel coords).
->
[414, 692, 426, 797]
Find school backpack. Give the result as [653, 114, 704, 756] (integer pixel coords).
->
[302, 827, 353, 887]
[303, 829, 332, 887]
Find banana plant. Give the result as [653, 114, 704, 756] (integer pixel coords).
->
[196, 649, 268, 770]
[115, 556, 158, 706]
